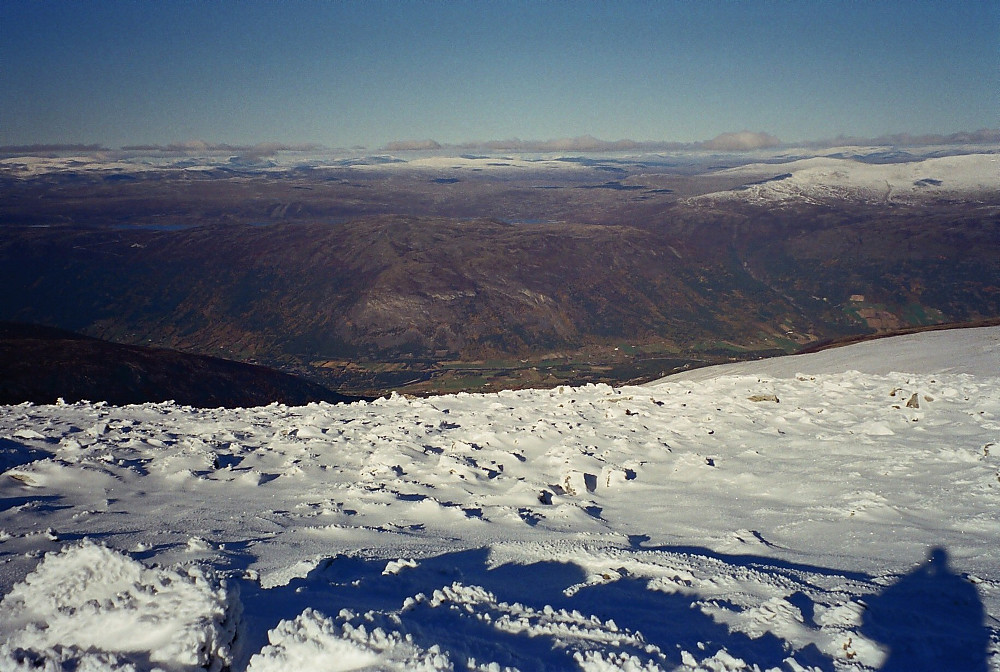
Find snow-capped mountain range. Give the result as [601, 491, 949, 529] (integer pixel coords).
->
[2, 145, 996, 202]
[1, 326, 998, 671]
[692, 154, 998, 206]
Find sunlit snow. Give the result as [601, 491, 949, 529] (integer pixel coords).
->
[1, 327, 998, 671]
[692, 154, 998, 205]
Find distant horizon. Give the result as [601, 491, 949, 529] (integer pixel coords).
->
[2, 1, 996, 150]
[3, 127, 999, 157]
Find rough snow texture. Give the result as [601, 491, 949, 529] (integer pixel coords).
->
[1, 327, 999, 671]
[0, 541, 238, 671]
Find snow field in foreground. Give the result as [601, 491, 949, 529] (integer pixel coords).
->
[1, 327, 998, 670]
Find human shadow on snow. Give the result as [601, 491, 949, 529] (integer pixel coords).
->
[236, 546, 835, 671]
[633, 541, 993, 671]
[140, 535, 993, 671]
[860, 547, 990, 672]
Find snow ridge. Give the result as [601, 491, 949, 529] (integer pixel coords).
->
[691, 153, 998, 205]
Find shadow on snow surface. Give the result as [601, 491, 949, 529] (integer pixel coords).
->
[231, 544, 995, 671]
[235, 547, 834, 670]
[861, 547, 990, 672]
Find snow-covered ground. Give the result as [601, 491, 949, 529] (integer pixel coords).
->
[1, 327, 998, 671]
[690, 154, 998, 205]
[0, 154, 163, 176]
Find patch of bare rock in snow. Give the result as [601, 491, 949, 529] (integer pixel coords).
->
[0, 327, 998, 671]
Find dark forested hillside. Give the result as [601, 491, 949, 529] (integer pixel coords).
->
[0, 323, 354, 407]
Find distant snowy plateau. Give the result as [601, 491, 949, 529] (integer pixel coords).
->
[689, 154, 998, 206]
[2, 145, 997, 207]
[1, 327, 998, 671]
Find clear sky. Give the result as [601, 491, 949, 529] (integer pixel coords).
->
[2, 0, 997, 149]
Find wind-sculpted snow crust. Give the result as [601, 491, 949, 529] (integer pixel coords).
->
[1, 327, 998, 670]
[0, 541, 238, 672]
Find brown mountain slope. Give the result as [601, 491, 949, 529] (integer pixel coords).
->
[0, 216, 809, 356]
[1, 167, 997, 396]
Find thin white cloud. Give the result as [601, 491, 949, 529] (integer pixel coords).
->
[804, 129, 1000, 148]
[381, 139, 442, 151]
[700, 131, 782, 152]
[0, 143, 108, 155]
[119, 141, 322, 157]
[459, 136, 644, 153]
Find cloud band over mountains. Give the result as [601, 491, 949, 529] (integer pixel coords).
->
[3, 129, 997, 158]
[381, 128, 998, 153]
[119, 141, 323, 158]
[701, 131, 781, 151]
[381, 139, 443, 151]
[383, 132, 779, 153]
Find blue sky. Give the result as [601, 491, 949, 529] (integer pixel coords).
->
[2, 0, 997, 149]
